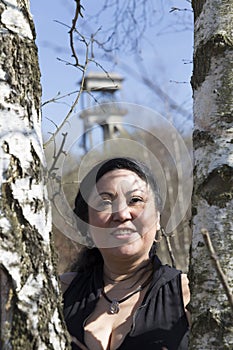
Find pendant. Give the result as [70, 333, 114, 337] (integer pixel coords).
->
[109, 299, 120, 314]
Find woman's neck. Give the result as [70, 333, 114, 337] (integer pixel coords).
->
[103, 257, 152, 286]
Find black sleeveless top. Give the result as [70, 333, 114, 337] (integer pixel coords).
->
[63, 256, 189, 350]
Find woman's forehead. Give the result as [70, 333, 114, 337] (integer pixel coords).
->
[97, 169, 146, 185]
[95, 169, 148, 190]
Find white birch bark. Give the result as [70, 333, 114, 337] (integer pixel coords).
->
[0, 1, 70, 348]
[189, 0, 233, 348]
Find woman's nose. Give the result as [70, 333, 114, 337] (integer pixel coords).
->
[112, 200, 132, 221]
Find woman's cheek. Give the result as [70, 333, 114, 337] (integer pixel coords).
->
[136, 210, 159, 235]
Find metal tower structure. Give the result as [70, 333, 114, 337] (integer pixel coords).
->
[79, 72, 128, 152]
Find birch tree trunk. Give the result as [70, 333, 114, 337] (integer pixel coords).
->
[0, 1, 70, 348]
[190, 0, 233, 348]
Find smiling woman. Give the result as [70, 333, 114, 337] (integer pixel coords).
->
[61, 157, 190, 350]
[88, 168, 160, 252]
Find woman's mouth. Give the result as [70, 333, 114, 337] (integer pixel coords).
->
[111, 229, 137, 239]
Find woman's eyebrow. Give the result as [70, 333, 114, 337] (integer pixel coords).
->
[99, 191, 114, 197]
[98, 189, 146, 196]
[91, 191, 115, 200]
[91, 187, 147, 200]
[126, 189, 146, 195]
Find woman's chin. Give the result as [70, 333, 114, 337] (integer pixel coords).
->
[94, 233, 141, 250]
[99, 239, 144, 258]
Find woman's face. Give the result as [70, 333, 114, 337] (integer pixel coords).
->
[87, 169, 160, 259]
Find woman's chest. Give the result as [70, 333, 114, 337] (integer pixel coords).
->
[84, 292, 144, 350]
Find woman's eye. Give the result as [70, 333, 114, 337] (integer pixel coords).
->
[129, 197, 144, 205]
[96, 199, 112, 211]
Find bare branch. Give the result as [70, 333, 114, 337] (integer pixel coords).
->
[49, 132, 68, 175]
[43, 62, 87, 149]
[118, 59, 192, 120]
[69, 0, 84, 68]
[170, 7, 192, 13]
[44, 6, 90, 148]
[42, 89, 81, 107]
[201, 228, 233, 312]
[161, 228, 176, 268]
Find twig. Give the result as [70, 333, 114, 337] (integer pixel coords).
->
[44, 40, 88, 149]
[161, 228, 176, 268]
[201, 228, 233, 312]
[48, 132, 68, 175]
[69, 0, 84, 68]
[44, 1, 88, 149]
[169, 7, 192, 13]
[41, 89, 81, 107]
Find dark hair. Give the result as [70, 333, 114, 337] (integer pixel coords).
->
[74, 157, 162, 236]
[72, 157, 162, 272]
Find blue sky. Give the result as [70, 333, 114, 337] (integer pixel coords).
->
[30, 0, 193, 141]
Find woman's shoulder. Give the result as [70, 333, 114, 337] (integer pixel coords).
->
[60, 272, 78, 293]
[153, 256, 182, 283]
[157, 265, 189, 304]
[153, 263, 190, 325]
[60, 262, 103, 296]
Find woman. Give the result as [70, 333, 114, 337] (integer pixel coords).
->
[61, 157, 190, 350]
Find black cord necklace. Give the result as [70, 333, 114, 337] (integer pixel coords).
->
[102, 285, 143, 314]
[102, 261, 154, 314]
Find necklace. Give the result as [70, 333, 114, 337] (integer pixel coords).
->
[102, 285, 143, 314]
[102, 263, 153, 314]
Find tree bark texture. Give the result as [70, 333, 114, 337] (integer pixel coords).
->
[190, 0, 233, 348]
[0, 1, 70, 349]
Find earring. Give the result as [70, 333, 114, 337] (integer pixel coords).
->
[85, 230, 95, 249]
[154, 228, 163, 243]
